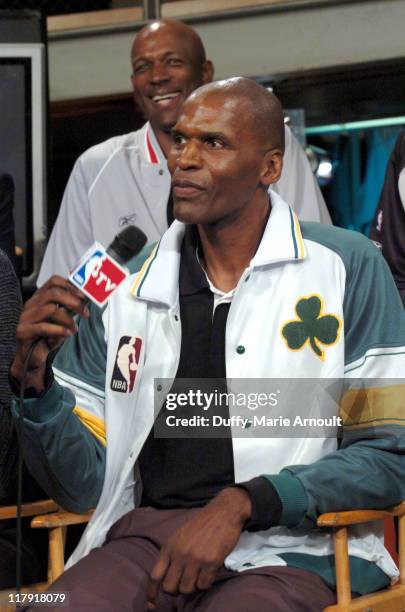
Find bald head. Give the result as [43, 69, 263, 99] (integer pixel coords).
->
[186, 77, 285, 153]
[168, 77, 284, 228]
[132, 20, 207, 69]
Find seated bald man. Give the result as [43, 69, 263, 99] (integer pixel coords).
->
[11, 80, 405, 611]
[37, 19, 330, 286]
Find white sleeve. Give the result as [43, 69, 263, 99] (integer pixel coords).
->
[272, 125, 332, 224]
[37, 157, 94, 286]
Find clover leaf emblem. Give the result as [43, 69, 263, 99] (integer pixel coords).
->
[281, 295, 340, 361]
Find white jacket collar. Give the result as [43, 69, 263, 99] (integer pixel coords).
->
[130, 192, 306, 307]
[141, 122, 165, 165]
[253, 190, 306, 265]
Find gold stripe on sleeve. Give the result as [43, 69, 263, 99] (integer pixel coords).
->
[73, 406, 106, 447]
[339, 385, 405, 430]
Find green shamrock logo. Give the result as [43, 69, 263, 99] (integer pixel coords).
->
[281, 295, 341, 361]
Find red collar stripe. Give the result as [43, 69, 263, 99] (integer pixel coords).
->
[146, 130, 159, 164]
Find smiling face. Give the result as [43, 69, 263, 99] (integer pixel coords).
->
[131, 22, 213, 144]
[168, 88, 282, 227]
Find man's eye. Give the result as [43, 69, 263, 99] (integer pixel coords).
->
[167, 58, 183, 66]
[173, 134, 186, 145]
[206, 138, 223, 149]
[133, 63, 149, 74]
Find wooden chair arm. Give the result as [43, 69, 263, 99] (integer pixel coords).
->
[0, 499, 59, 520]
[317, 501, 405, 528]
[31, 509, 94, 529]
[319, 501, 405, 610]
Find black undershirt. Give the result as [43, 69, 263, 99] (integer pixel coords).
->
[139, 225, 233, 508]
[138, 225, 282, 531]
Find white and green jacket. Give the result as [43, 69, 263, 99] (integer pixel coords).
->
[15, 193, 405, 594]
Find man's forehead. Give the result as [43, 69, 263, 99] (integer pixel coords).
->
[132, 26, 193, 59]
[177, 94, 249, 132]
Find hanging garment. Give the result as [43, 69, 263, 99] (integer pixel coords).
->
[328, 127, 404, 234]
[358, 127, 403, 235]
[370, 132, 405, 305]
[328, 132, 362, 230]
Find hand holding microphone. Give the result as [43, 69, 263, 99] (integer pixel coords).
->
[10, 226, 147, 395]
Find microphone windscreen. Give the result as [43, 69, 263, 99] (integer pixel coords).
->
[106, 226, 147, 265]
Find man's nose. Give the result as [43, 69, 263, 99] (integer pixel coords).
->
[150, 61, 170, 83]
[177, 140, 202, 170]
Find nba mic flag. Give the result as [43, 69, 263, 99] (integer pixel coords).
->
[69, 242, 129, 307]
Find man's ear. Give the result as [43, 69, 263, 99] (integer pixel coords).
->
[202, 60, 214, 84]
[260, 149, 283, 187]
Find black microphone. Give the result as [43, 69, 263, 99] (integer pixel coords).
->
[106, 225, 147, 267]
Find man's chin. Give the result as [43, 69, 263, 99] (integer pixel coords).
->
[173, 202, 201, 225]
[174, 203, 216, 226]
[151, 108, 182, 133]
[173, 212, 198, 225]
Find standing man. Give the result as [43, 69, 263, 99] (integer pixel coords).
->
[37, 19, 330, 286]
[11, 80, 405, 611]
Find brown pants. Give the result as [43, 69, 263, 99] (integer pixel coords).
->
[30, 507, 338, 611]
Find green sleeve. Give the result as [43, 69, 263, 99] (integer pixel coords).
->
[266, 234, 405, 528]
[12, 380, 105, 513]
[11, 300, 108, 513]
[11, 244, 155, 512]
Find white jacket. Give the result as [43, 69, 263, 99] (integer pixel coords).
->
[41, 194, 403, 584]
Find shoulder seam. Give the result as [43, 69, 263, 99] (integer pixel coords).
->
[303, 235, 347, 269]
[87, 144, 140, 197]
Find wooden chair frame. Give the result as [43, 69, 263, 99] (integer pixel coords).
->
[30, 507, 93, 584]
[1, 500, 404, 611]
[318, 501, 405, 611]
[0, 501, 92, 612]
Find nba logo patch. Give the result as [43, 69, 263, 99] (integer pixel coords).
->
[69, 242, 128, 307]
[111, 336, 143, 393]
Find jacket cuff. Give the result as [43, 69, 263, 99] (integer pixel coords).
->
[264, 470, 308, 528]
[234, 476, 282, 532]
[11, 380, 65, 424]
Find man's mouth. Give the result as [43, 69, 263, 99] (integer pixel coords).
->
[172, 179, 205, 199]
[152, 92, 181, 106]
